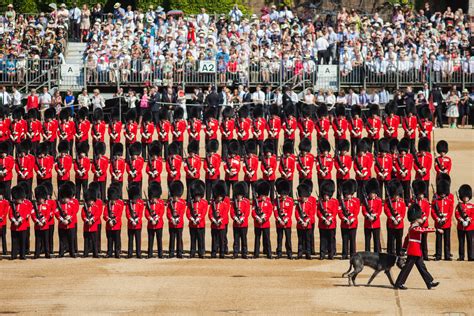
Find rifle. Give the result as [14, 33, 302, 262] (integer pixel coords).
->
[125, 122, 132, 139]
[334, 150, 347, 172]
[333, 116, 342, 135]
[167, 155, 177, 173]
[9, 201, 20, 222]
[211, 200, 221, 225]
[36, 156, 46, 175]
[225, 156, 233, 175]
[233, 197, 242, 224]
[185, 154, 196, 175]
[295, 193, 309, 226]
[374, 155, 385, 175]
[316, 149, 328, 173]
[93, 154, 102, 176]
[435, 157, 446, 173]
[338, 187, 353, 225]
[32, 200, 44, 224]
[261, 155, 270, 174]
[252, 191, 264, 222]
[431, 184, 446, 225]
[55, 156, 64, 174]
[188, 198, 200, 224]
[126, 157, 137, 177]
[315, 191, 332, 226]
[76, 154, 85, 176]
[27, 120, 33, 135]
[169, 199, 180, 225]
[362, 114, 375, 134]
[147, 153, 156, 173]
[144, 192, 158, 223]
[58, 121, 66, 139]
[361, 192, 375, 221]
[415, 112, 426, 133]
[251, 117, 259, 138]
[91, 121, 99, 138]
[128, 199, 138, 226]
[385, 187, 401, 225]
[395, 151, 407, 174]
[313, 111, 323, 133]
[83, 201, 94, 222]
[205, 153, 215, 175]
[412, 150, 425, 175]
[57, 201, 70, 224]
[275, 195, 287, 225]
[107, 201, 117, 226]
[456, 191, 471, 224]
[280, 152, 290, 175]
[42, 121, 49, 138]
[296, 151, 306, 171]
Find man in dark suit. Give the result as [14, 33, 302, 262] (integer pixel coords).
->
[206, 86, 220, 120]
[150, 87, 161, 125]
[162, 86, 176, 120]
[430, 86, 444, 128]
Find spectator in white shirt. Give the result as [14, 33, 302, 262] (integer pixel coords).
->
[91, 89, 105, 111]
[197, 8, 209, 25]
[0, 86, 11, 106]
[304, 89, 316, 104]
[229, 5, 243, 23]
[11, 87, 22, 107]
[326, 89, 336, 107]
[346, 89, 359, 106]
[252, 85, 265, 105]
[369, 89, 380, 105]
[39, 87, 52, 109]
[315, 31, 329, 64]
[78, 88, 91, 109]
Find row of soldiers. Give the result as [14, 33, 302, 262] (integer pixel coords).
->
[1, 174, 472, 261]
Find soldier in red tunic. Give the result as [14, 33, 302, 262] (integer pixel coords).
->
[414, 137, 432, 197]
[32, 185, 53, 258]
[187, 107, 202, 148]
[411, 180, 431, 260]
[230, 181, 251, 258]
[334, 139, 352, 194]
[251, 107, 266, 157]
[432, 178, 454, 261]
[108, 108, 122, 150]
[204, 139, 221, 200]
[56, 183, 79, 258]
[109, 143, 126, 197]
[145, 182, 165, 258]
[282, 105, 297, 151]
[91, 142, 109, 200]
[361, 178, 382, 252]
[125, 185, 144, 258]
[374, 138, 392, 198]
[74, 107, 90, 155]
[267, 104, 282, 154]
[279, 140, 296, 197]
[220, 107, 235, 159]
[395, 203, 441, 290]
[261, 139, 277, 200]
[395, 138, 413, 204]
[296, 138, 314, 185]
[348, 106, 363, 158]
[126, 143, 145, 196]
[332, 105, 348, 149]
[0, 182, 9, 254]
[209, 180, 229, 258]
[338, 180, 360, 259]
[167, 181, 187, 258]
[252, 180, 273, 259]
[418, 107, 433, 141]
[295, 182, 313, 259]
[140, 111, 155, 158]
[10, 185, 32, 259]
[317, 180, 338, 260]
[42, 108, 58, 156]
[26, 109, 42, 155]
[104, 185, 124, 258]
[382, 102, 400, 140]
[224, 140, 241, 196]
[184, 140, 201, 199]
[402, 104, 417, 154]
[455, 184, 474, 261]
[434, 140, 452, 177]
[315, 138, 334, 191]
[236, 106, 251, 157]
[82, 188, 101, 258]
[385, 180, 407, 256]
[157, 108, 171, 159]
[124, 110, 139, 159]
[187, 180, 207, 258]
[274, 179, 293, 259]
[365, 104, 382, 154]
[73, 142, 90, 200]
[314, 105, 329, 141]
[0, 142, 14, 199]
[171, 107, 187, 156]
[35, 142, 55, 188]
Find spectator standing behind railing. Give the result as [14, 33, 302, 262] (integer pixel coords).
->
[458, 89, 473, 129]
[11, 87, 22, 108]
[91, 89, 105, 111]
[69, 2, 81, 41]
[445, 89, 460, 128]
[78, 88, 90, 109]
[39, 87, 52, 110]
[80, 4, 91, 43]
[139, 88, 149, 120]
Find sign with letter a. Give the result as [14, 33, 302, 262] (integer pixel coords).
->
[61, 64, 81, 77]
[198, 60, 216, 73]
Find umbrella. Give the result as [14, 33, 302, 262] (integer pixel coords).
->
[167, 10, 183, 17]
[49, 3, 57, 10]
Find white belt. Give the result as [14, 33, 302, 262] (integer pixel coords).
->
[409, 239, 421, 243]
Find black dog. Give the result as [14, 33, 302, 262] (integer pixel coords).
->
[342, 252, 405, 286]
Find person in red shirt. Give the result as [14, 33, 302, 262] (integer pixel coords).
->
[431, 179, 454, 261]
[317, 180, 338, 260]
[251, 107, 266, 157]
[104, 185, 124, 258]
[282, 105, 297, 149]
[204, 139, 221, 200]
[295, 183, 313, 259]
[124, 110, 139, 159]
[414, 137, 432, 196]
[394, 204, 440, 290]
[108, 108, 122, 149]
[402, 104, 417, 154]
[140, 111, 155, 158]
[55, 140, 73, 190]
[361, 178, 382, 252]
[16, 141, 35, 199]
[348, 106, 363, 158]
[82, 188, 101, 258]
[145, 182, 165, 258]
[26, 89, 39, 111]
[374, 138, 392, 199]
[167, 181, 187, 258]
[252, 180, 273, 259]
[382, 102, 400, 140]
[203, 107, 219, 143]
[91, 108, 107, 156]
[56, 183, 78, 258]
[125, 185, 144, 258]
[0, 183, 9, 254]
[166, 141, 183, 188]
[418, 107, 433, 141]
[334, 139, 352, 193]
[332, 105, 348, 148]
[146, 141, 163, 189]
[187, 107, 202, 147]
[42, 108, 58, 156]
[434, 140, 452, 177]
[126, 142, 145, 195]
[220, 107, 235, 159]
[412, 180, 431, 260]
[35, 142, 54, 187]
[10, 185, 32, 259]
[186, 180, 207, 258]
[0, 142, 15, 199]
[209, 180, 229, 258]
[242, 140, 258, 198]
[274, 179, 293, 259]
[230, 181, 251, 258]
[395, 138, 413, 204]
[364, 104, 382, 154]
[267, 104, 282, 154]
[224, 140, 240, 196]
[338, 180, 360, 259]
[73, 142, 90, 200]
[298, 105, 315, 141]
[385, 180, 407, 256]
[58, 109, 76, 155]
[31, 185, 52, 259]
[91, 142, 108, 200]
[74, 107, 90, 154]
[184, 140, 201, 200]
[26, 109, 41, 154]
[455, 184, 474, 261]
[157, 108, 171, 159]
[261, 139, 277, 199]
[236, 106, 251, 156]
[316, 138, 334, 191]
[314, 105, 330, 141]
[110, 143, 126, 198]
[279, 140, 296, 197]
[296, 138, 314, 184]
[171, 107, 186, 156]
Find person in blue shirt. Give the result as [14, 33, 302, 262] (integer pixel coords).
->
[64, 89, 76, 116]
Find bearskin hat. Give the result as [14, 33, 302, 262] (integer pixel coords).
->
[318, 138, 330, 153]
[238, 105, 249, 118]
[77, 142, 89, 155]
[284, 104, 295, 116]
[365, 178, 380, 195]
[226, 140, 238, 155]
[58, 140, 69, 153]
[420, 107, 431, 120]
[301, 179, 313, 191]
[112, 143, 124, 156]
[64, 181, 76, 196]
[459, 184, 472, 200]
[387, 180, 403, 198]
[245, 139, 257, 155]
[206, 139, 219, 153]
[187, 140, 199, 154]
[397, 138, 410, 153]
[38, 142, 50, 155]
[107, 186, 120, 201]
[0, 182, 5, 197]
[384, 101, 398, 115]
[187, 107, 197, 120]
[317, 104, 328, 117]
[58, 183, 74, 199]
[335, 104, 345, 117]
[173, 107, 184, 120]
[436, 140, 448, 154]
[255, 179, 271, 196]
[93, 108, 104, 121]
[351, 105, 361, 117]
[282, 139, 294, 154]
[129, 142, 142, 156]
[28, 108, 39, 120]
[149, 141, 160, 156]
[167, 142, 179, 156]
[0, 142, 9, 154]
[204, 107, 216, 120]
[357, 138, 369, 153]
[300, 104, 311, 118]
[342, 179, 357, 196]
[42, 181, 53, 197]
[369, 103, 379, 116]
[320, 180, 335, 197]
[233, 181, 248, 198]
[407, 203, 422, 222]
[263, 139, 274, 154]
[158, 107, 169, 121]
[94, 141, 106, 155]
[412, 180, 427, 197]
[12, 107, 24, 120]
[337, 139, 350, 152]
[213, 180, 227, 197]
[148, 182, 162, 199]
[44, 108, 56, 120]
[298, 137, 312, 152]
[87, 182, 100, 199]
[34, 185, 48, 201]
[389, 138, 399, 153]
[270, 104, 279, 116]
[436, 173, 451, 185]
[142, 110, 153, 123]
[275, 178, 291, 196]
[222, 106, 234, 118]
[77, 107, 88, 120]
[11, 185, 26, 200]
[297, 183, 311, 198]
[169, 180, 184, 197]
[418, 137, 430, 152]
[125, 109, 137, 122]
[253, 106, 263, 118]
[84, 188, 98, 202]
[436, 180, 450, 196]
[59, 108, 70, 121]
[0, 106, 6, 119]
[128, 184, 141, 201]
[378, 138, 390, 153]
[190, 180, 205, 198]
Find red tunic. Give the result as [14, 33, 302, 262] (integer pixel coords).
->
[252, 196, 273, 229]
[167, 198, 187, 229]
[108, 121, 123, 143]
[109, 158, 126, 182]
[74, 157, 91, 180]
[146, 157, 163, 182]
[414, 152, 432, 181]
[338, 197, 360, 229]
[279, 154, 296, 180]
[334, 154, 352, 180]
[375, 154, 392, 181]
[140, 122, 155, 144]
[384, 198, 406, 229]
[295, 199, 314, 230]
[431, 194, 454, 229]
[0, 156, 15, 181]
[157, 120, 171, 142]
[267, 116, 281, 140]
[274, 196, 293, 228]
[236, 117, 251, 141]
[282, 116, 297, 140]
[81, 201, 101, 232]
[403, 224, 436, 257]
[35, 156, 54, 180]
[76, 120, 91, 143]
[383, 115, 400, 138]
[166, 155, 183, 182]
[204, 153, 221, 180]
[402, 116, 417, 139]
[9, 200, 32, 231]
[145, 199, 165, 229]
[230, 198, 251, 228]
[361, 197, 382, 229]
[204, 118, 219, 140]
[315, 154, 334, 180]
[395, 153, 413, 181]
[186, 199, 208, 229]
[261, 155, 277, 181]
[434, 156, 451, 176]
[91, 156, 109, 182]
[171, 119, 187, 142]
[317, 198, 339, 229]
[209, 199, 229, 230]
[299, 117, 315, 140]
[296, 153, 314, 179]
[124, 122, 139, 144]
[315, 117, 330, 140]
[251, 117, 266, 141]
[243, 154, 258, 182]
[125, 200, 145, 230]
[103, 200, 125, 231]
[366, 117, 382, 140]
[455, 202, 474, 231]
[348, 117, 363, 139]
[187, 119, 202, 141]
[220, 119, 235, 140]
[332, 117, 348, 140]
[126, 157, 145, 183]
[224, 155, 241, 181]
[183, 155, 201, 180]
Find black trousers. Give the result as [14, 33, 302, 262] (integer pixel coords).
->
[225, 180, 236, 198]
[0, 180, 11, 199]
[112, 181, 123, 199]
[106, 229, 121, 258]
[75, 178, 88, 201]
[341, 228, 357, 257]
[97, 181, 106, 201]
[401, 180, 411, 205]
[147, 228, 163, 258]
[11, 230, 28, 259]
[169, 227, 183, 258]
[267, 180, 275, 200]
[189, 227, 205, 258]
[48, 225, 54, 254]
[364, 228, 381, 252]
[387, 227, 403, 256]
[255, 139, 263, 157]
[127, 229, 142, 258]
[159, 141, 169, 159]
[319, 228, 335, 259]
[211, 228, 226, 258]
[97, 224, 102, 253]
[34, 229, 50, 258]
[395, 256, 434, 287]
[47, 140, 57, 157]
[458, 230, 474, 260]
[58, 228, 76, 257]
[350, 137, 360, 158]
[222, 139, 230, 159]
[254, 227, 271, 258]
[276, 227, 292, 257]
[0, 226, 7, 255]
[233, 227, 248, 257]
[310, 225, 316, 255]
[408, 138, 416, 155]
[244, 181, 256, 199]
[297, 229, 311, 257]
[422, 233, 429, 260]
[269, 138, 278, 155]
[356, 179, 367, 199]
[238, 140, 248, 157]
[141, 142, 150, 158]
[17, 178, 32, 200]
[435, 228, 451, 259]
[205, 179, 218, 201]
[83, 231, 98, 258]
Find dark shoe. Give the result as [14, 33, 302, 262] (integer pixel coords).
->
[305, 254, 312, 260]
[428, 282, 439, 290]
[147, 255, 153, 259]
[444, 257, 452, 261]
[287, 255, 293, 260]
[457, 257, 464, 261]
[136, 255, 142, 259]
[276, 253, 282, 259]
[341, 255, 348, 260]
[397, 284, 408, 290]
[126, 254, 133, 259]
[423, 256, 429, 261]
[434, 257, 441, 261]
[242, 255, 248, 259]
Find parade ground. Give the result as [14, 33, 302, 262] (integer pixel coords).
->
[0, 127, 473, 315]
